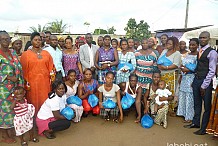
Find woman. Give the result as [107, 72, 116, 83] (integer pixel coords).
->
[135, 38, 158, 94]
[11, 37, 22, 59]
[179, 40, 189, 60]
[63, 36, 83, 80]
[94, 35, 118, 84]
[116, 39, 136, 84]
[144, 72, 173, 128]
[148, 37, 159, 58]
[127, 38, 136, 52]
[0, 31, 23, 144]
[98, 71, 123, 122]
[156, 34, 168, 55]
[78, 68, 100, 116]
[177, 38, 198, 123]
[36, 81, 71, 139]
[58, 36, 65, 51]
[20, 32, 54, 113]
[119, 74, 142, 123]
[157, 37, 181, 116]
[65, 69, 83, 122]
[206, 85, 218, 140]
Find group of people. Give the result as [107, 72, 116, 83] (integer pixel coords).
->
[0, 29, 218, 146]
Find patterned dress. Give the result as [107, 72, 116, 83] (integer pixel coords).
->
[0, 49, 23, 129]
[97, 47, 116, 84]
[116, 51, 136, 84]
[177, 54, 197, 121]
[63, 52, 80, 78]
[135, 51, 158, 94]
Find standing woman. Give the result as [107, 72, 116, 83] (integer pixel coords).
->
[11, 37, 23, 59]
[95, 35, 118, 84]
[177, 38, 198, 123]
[63, 36, 83, 80]
[157, 37, 181, 115]
[0, 31, 23, 143]
[156, 34, 168, 55]
[127, 38, 136, 52]
[148, 37, 159, 58]
[116, 39, 136, 84]
[20, 32, 54, 113]
[135, 38, 158, 94]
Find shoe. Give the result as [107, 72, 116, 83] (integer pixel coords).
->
[193, 129, 206, 135]
[184, 123, 200, 128]
[82, 113, 88, 118]
[43, 131, 56, 139]
[92, 113, 97, 116]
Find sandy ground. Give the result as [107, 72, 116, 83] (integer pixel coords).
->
[0, 111, 217, 146]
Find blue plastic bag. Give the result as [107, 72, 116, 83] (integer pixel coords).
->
[88, 94, 99, 108]
[118, 62, 134, 72]
[61, 106, 75, 120]
[121, 93, 135, 110]
[66, 95, 82, 106]
[157, 54, 173, 66]
[103, 99, 116, 109]
[185, 63, 196, 72]
[141, 114, 154, 128]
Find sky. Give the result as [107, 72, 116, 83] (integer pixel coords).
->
[0, 0, 218, 34]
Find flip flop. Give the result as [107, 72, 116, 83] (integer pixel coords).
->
[29, 138, 39, 143]
[1, 138, 17, 144]
[21, 141, 28, 146]
[43, 131, 56, 139]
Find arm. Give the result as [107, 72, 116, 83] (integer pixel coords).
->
[94, 50, 102, 70]
[79, 47, 90, 69]
[130, 53, 136, 72]
[77, 62, 83, 74]
[60, 52, 65, 77]
[52, 110, 66, 120]
[116, 90, 123, 122]
[110, 49, 119, 66]
[78, 83, 90, 99]
[118, 82, 126, 96]
[98, 91, 103, 109]
[10, 100, 16, 110]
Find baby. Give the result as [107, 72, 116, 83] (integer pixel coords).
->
[154, 80, 172, 114]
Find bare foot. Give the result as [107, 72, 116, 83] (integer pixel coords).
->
[134, 117, 141, 123]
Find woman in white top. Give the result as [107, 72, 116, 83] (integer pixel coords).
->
[36, 81, 71, 139]
[65, 69, 83, 122]
[119, 74, 142, 123]
[98, 71, 123, 122]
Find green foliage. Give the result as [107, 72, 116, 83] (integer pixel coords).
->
[93, 28, 108, 35]
[29, 24, 47, 32]
[124, 18, 151, 41]
[46, 19, 67, 33]
[107, 26, 116, 34]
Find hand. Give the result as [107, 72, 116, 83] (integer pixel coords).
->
[101, 64, 108, 70]
[7, 75, 18, 82]
[144, 108, 149, 114]
[90, 67, 96, 72]
[87, 90, 93, 95]
[122, 69, 128, 73]
[180, 66, 189, 73]
[200, 87, 206, 97]
[159, 96, 167, 101]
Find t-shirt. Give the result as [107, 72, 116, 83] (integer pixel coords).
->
[37, 94, 67, 120]
[98, 84, 120, 103]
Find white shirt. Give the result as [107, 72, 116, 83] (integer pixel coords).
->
[44, 46, 65, 77]
[88, 45, 94, 67]
[155, 88, 172, 105]
[37, 94, 67, 120]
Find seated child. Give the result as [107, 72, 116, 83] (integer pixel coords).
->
[154, 80, 172, 115]
[10, 86, 39, 146]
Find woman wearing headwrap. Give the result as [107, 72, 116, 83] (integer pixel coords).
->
[58, 36, 65, 51]
[20, 32, 54, 113]
[11, 37, 22, 59]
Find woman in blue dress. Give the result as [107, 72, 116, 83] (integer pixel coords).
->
[177, 38, 199, 123]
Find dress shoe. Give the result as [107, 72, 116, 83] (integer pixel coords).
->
[183, 123, 200, 128]
[194, 129, 206, 135]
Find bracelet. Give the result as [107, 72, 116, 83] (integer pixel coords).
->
[166, 66, 169, 70]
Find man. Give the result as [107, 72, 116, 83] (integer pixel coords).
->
[44, 35, 65, 82]
[79, 33, 98, 76]
[184, 31, 217, 135]
[97, 36, 104, 48]
[45, 31, 52, 45]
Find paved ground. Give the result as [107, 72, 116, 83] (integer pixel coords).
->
[1, 111, 217, 146]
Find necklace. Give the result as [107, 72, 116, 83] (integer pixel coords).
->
[31, 48, 42, 59]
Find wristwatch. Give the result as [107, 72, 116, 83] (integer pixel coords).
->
[108, 63, 111, 67]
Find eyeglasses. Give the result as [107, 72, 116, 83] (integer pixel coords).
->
[0, 38, 11, 42]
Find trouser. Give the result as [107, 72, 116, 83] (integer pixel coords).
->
[48, 119, 71, 132]
[192, 77, 213, 132]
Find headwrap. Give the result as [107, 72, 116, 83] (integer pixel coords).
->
[10, 36, 22, 47]
[149, 37, 157, 45]
[58, 36, 64, 41]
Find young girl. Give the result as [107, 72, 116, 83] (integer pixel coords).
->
[36, 81, 71, 139]
[98, 71, 123, 122]
[10, 86, 39, 146]
[65, 69, 83, 122]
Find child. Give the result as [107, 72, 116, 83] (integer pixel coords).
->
[10, 86, 39, 146]
[154, 80, 172, 115]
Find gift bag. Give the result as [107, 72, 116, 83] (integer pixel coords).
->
[121, 93, 135, 110]
[88, 94, 99, 108]
[61, 106, 75, 120]
[103, 99, 116, 109]
[67, 95, 82, 106]
[141, 114, 154, 128]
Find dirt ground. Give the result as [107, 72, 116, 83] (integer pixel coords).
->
[0, 111, 217, 146]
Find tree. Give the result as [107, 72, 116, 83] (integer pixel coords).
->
[93, 28, 108, 35]
[46, 19, 67, 33]
[107, 26, 116, 34]
[124, 18, 151, 41]
[29, 24, 47, 32]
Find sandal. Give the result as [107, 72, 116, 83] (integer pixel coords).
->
[30, 138, 39, 143]
[21, 141, 28, 146]
[113, 118, 118, 123]
[43, 131, 56, 139]
[1, 138, 17, 144]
